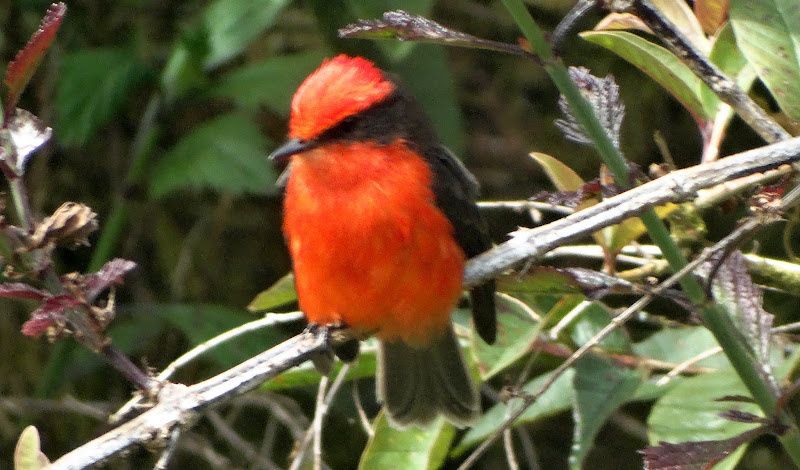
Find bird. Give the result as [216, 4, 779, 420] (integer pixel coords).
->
[270, 54, 496, 427]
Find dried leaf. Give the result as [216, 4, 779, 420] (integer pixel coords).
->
[5, 108, 52, 174]
[555, 66, 625, 149]
[3, 3, 66, 123]
[83, 258, 136, 303]
[339, 10, 534, 59]
[28, 202, 98, 249]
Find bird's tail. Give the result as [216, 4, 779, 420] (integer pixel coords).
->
[378, 325, 479, 427]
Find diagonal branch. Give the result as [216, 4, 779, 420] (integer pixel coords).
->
[45, 136, 800, 470]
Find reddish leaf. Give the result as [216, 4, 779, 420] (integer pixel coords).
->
[83, 258, 136, 302]
[641, 425, 766, 469]
[20, 294, 82, 337]
[705, 250, 774, 370]
[0, 283, 48, 300]
[3, 3, 66, 124]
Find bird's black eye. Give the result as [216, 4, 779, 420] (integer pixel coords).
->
[319, 115, 359, 142]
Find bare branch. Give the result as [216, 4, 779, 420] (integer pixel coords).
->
[45, 327, 329, 469]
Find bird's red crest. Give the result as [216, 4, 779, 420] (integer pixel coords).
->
[289, 55, 394, 141]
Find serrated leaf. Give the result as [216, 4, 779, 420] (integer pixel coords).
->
[3, 3, 65, 122]
[454, 369, 576, 455]
[359, 412, 455, 470]
[248, 272, 297, 312]
[149, 113, 275, 198]
[339, 10, 530, 58]
[641, 431, 757, 470]
[14, 425, 49, 470]
[55, 48, 151, 146]
[648, 369, 763, 470]
[570, 355, 643, 469]
[581, 30, 717, 122]
[202, 0, 290, 68]
[84, 258, 136, 302]
[211, 50, 329, 112]
[705, 250, 774, 372]
[730, 0, 800, 124]
[472, 293, 542, 380]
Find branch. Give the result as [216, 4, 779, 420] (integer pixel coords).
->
[464, 136, 800, 287]
[45, 136, 800, 469]
[45, 327, 329, 469]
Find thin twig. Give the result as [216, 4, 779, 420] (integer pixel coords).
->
[111, 312, 304, 424]
[655, 347, 723, 386]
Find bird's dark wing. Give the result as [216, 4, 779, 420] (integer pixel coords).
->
[428, 145, 496, 345]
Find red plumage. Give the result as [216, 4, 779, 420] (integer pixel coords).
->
[272, 55, 495, 427]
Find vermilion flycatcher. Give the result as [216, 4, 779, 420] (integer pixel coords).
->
[270, 55, 495, 427]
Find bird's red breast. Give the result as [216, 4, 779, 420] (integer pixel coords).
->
[283, 139, 465, 346]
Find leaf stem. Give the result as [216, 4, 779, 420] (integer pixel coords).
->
[500, 0, 800, 465]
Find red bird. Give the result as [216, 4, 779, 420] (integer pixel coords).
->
[270, 55, 495, 427]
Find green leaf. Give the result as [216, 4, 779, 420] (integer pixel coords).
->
[149, 113, 275, 198]
[154, 303, 287, 369]
[55, 48, 151, 146]
[359, 412, 456, 470]
[530, 152, 585, 192]
[570, 355, 643, 469]
[202, 0, 290, 68]
[730, 0, 800, 123]
[454, 369, 575, 455]
[633, 326, 729, 369]
[581, 30, 716, 122]
[702, 23, 758, 117]
[648, 368, 762, 469]
[569, 302, 631, 353]
[263, 345, 377, 390]
[211, 50, 329, 112]
[14, 426, 49, 470]
[472, 293, 542, 380]
[248, 272, 297, 312]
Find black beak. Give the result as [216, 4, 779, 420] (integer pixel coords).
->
[269, 138, 314, 162]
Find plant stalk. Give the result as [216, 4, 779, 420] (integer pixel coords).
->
[501, 0, 800, 464]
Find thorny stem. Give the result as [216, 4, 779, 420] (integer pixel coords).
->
[497, 0, 800, 467]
